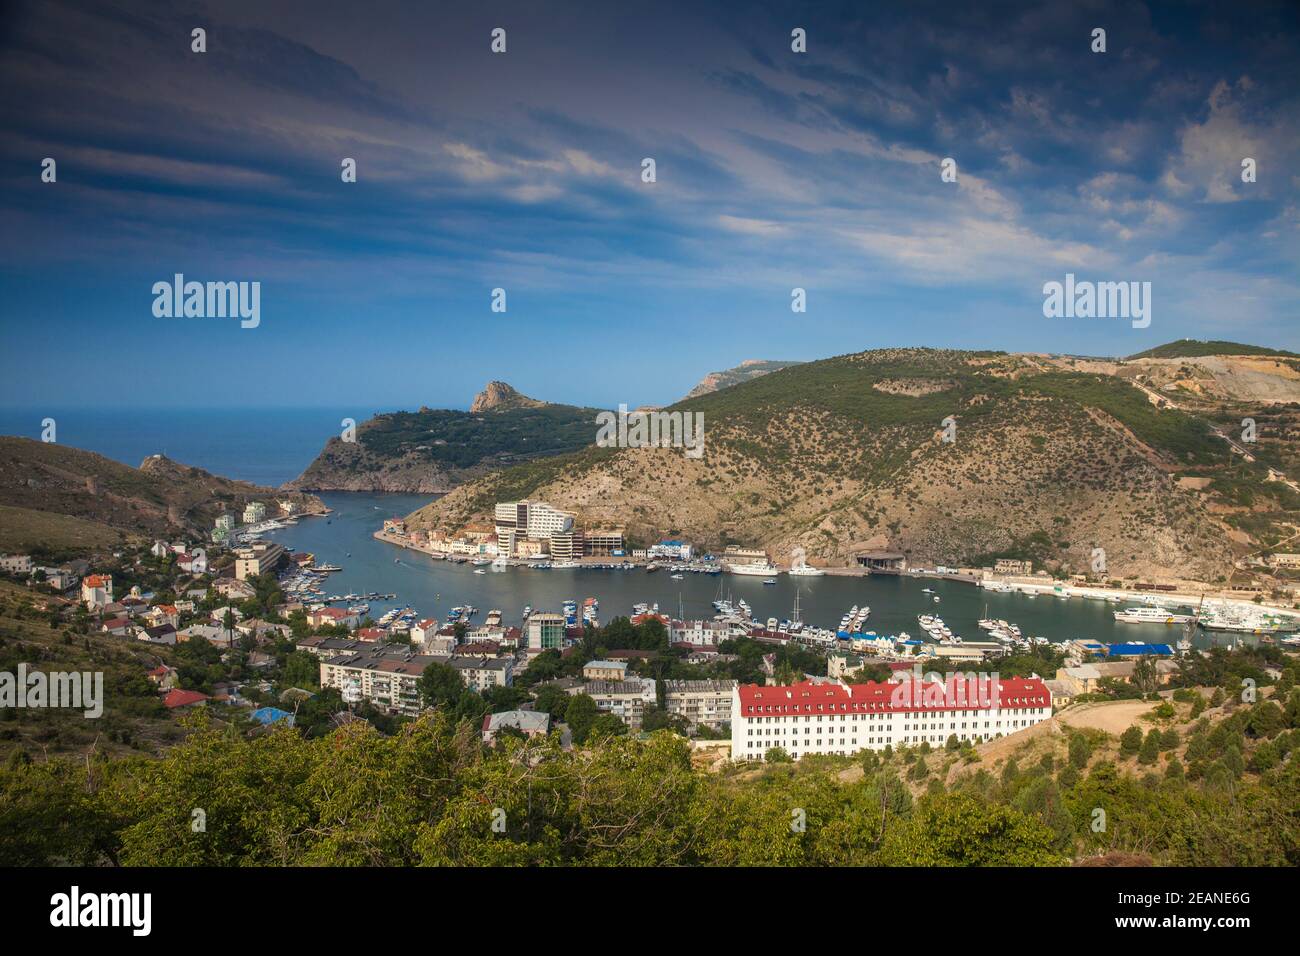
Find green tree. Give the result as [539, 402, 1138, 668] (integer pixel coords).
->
[1068, 733, 1092, 769]
[1138, 729, 1161, 765]
[532, 684, 572, 721]
[589, 713, 627, 740]
[879, 793, 1062, 866]
[418, 662, 466, 710]
[565, 694, 600, 745]
[1119, 725, 1143, 757]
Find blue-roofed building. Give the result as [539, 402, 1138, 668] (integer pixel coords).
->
[648, 540, 693, 560]
[1105, 643, 1174, 658]
[250, 706, 295, 727]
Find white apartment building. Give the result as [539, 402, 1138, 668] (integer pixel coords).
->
[671, 619, 730, 646]
[448, 656, 514, 693]
[731, 676, 1053, 762]
[0, 554, 33, 575]
[242, 501, 267, 524]
[80, 574, 113, 610]
[664, 679, 735, 731]
[568, 678, 657, 732]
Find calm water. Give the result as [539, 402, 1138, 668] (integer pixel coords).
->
[266, 492, 1234, 648]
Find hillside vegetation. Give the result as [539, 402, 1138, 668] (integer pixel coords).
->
[0, 438, 321, 558]
[284, 397, 600, 493]
[409, 347, 1295, 581]
[3, 647, 1298, 866]
[1128, 340, 1300, 360]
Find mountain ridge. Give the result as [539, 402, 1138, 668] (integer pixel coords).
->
[405, 345, 1300, 583]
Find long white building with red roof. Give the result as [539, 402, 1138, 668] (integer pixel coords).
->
[731, 675, 1053, 761]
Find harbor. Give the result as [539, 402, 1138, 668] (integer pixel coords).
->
[261, 492, 1298, 653]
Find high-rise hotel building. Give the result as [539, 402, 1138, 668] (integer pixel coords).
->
[494, 499, 576, 555]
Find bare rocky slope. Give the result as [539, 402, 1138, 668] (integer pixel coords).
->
[684, 359, 803, 398]
[406, 347, 1300, 584]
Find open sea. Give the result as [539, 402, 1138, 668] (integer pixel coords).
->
[0, 406, 356, 487]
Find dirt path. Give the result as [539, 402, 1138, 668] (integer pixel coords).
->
[1054, 700, 1153, 736]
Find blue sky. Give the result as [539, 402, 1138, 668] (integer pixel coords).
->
[1, 0, 1297, 411]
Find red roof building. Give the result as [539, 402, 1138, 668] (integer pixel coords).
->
[732, 676, 1054, 762]
[163, 689, 209, 709]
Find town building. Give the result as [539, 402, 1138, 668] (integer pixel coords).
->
[306, 606, 358, 630]
[319, 647, 438, 716]
[649, 540, 693, 561]
[993, 558, 1034, 576]
[482, 710, 551, 744]
[0, 554, 33, 575]
[80, 574, 113, 610]
[450, 656, 514, 692]
[664, 679, 735, 731]
[671, 619, 729, 647]
[242, 501, 267, 524]
[583, 660, 628, 681]
[731, 676, 1053, 761]
[527, 612, 566, 651]
[234, 541, 286, 580]
[318, 646, 510, 716]
[567, 678, 657, 732]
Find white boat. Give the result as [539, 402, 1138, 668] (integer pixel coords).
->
[1113, 606, 1196, 625]
[728, 562, 779, 576]
[788, 564, 825, 576]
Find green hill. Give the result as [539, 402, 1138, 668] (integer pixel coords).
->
[1127, 340, 1300, 360]
[284, 385, 601, 493]
[0, 437, 322, 558]
[408, 347, 1299, 581]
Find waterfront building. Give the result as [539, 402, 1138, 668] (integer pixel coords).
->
[649, 540, 693, 561]
[234, 541, 286, 580]
[993, 558, 1034, 575]
[242, 501, 267, 524]
[730, 675, 1053, 761]
[584, 529, 625, 557]
[723, 545, 769, 566]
